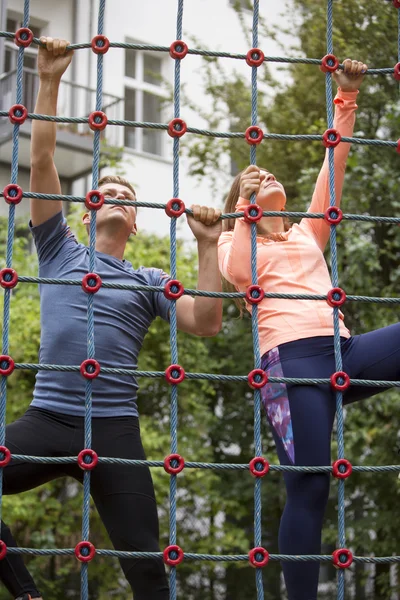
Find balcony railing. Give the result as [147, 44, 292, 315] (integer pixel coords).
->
[0, 67, 124, 149]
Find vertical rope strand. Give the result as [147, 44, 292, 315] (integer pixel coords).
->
[168, 2, 184, 598]
[0, 0, 30, 535]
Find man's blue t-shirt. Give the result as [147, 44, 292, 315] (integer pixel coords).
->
[30, 212, 171, 417]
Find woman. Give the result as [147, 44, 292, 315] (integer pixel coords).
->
[218, 59, 400, 600]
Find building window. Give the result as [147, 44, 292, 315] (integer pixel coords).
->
[3, 17, 41, 73]
[124, 43, 168, 157]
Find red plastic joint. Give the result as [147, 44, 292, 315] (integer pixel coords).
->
[245, 285, 265, 305]
[168, 118, 187, 138]
[85, 190, 105, 210]
[165, 364, 185, 384]
[164, 280, 184, 300]
[165, 198, 186, 218]
[0, 268, 18, 289]
[332, 548, 353, 569]
[0, 446, 11, 468]
[15, 27, 34, 48]
[248, 369, 268, 389]
[163, 544, 184, 566]
[249, 547, 269, 568]
[0, 540, 7, 560]
[3, 184, 23, 205]
[332, 458, 352, 479]
[75, 541, 96, 563]
[170, 40, 188, 59]
[80, 359, 101, 380]
[245, 126, 263, 145]
[88, 111, 108, 131]
[246, 48, 265, 67]
[397, 139, 400, 154]
[243, 204, 263, 223]
[320, 54, 339, 73]
[393, 0, 400, 8]
[164, 453, 185, 475]
[330, 371, 350, 391]
[393, 63, 400, 81]
[9, 104, 28, 125]
[78, 449, 99, 471]
[91, 34, 110, 54]
[82, 273, 102, 294]
[323, 128, 341, 148]
[0, 356, 15, 377]
[249, 457, 270, 477]
[324, 206, 343, 225]
[327, 287, 346, 308]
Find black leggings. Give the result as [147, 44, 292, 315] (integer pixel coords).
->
[0, 407, 169, 599]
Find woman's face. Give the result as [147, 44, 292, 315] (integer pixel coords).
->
[256, 170, 286, 210]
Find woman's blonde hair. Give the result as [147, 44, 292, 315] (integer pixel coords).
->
[222, 169, 291, 316]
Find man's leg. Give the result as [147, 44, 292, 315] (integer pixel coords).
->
[85, 416, 169, 599]
[1, 408, 69, 599]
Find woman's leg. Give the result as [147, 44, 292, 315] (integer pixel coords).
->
[75, 416, 169, 600]
[261, 339, 337, 600]
[343, 322, 400, 403]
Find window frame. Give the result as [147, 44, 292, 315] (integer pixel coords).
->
[124, 42, 170, 158]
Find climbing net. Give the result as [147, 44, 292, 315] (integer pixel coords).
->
[1, 0, 400, 598]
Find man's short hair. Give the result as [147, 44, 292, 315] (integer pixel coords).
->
[98, 175, 136, 198]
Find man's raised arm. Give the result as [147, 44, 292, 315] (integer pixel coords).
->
[30, 37, 73, 226]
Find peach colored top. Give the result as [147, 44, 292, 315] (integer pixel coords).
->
[218, 89, 358, 357]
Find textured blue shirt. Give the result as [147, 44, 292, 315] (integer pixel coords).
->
[30, 212, 171, 417]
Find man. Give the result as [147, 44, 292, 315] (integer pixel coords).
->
[0, 37, 222, 600]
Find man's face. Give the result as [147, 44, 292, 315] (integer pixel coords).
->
[84, 183, 138, 239]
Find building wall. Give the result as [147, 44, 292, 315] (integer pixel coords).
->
[1, 0, 293, 240]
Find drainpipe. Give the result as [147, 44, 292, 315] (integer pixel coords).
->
[0, 0, 8, 74]
[70, 0, 78, 116]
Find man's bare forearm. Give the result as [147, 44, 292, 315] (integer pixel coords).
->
[194, 240, 223, 336]
[31, 78, 60, 168]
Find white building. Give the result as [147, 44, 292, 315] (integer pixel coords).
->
[0, 0, 292, 238]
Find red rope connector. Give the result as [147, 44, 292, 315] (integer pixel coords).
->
[245, 126, 263, 145]
[397, 139, 400, 154]
[0, 268, 18, 289]
[332, 458, 352, 479]
[82, 273, 102, 294]
[80, 359, 101, 380]
[170, 40, 188, 59]
[248, 369, 268, 389]
[165, 198, 186, 218]
[393, 62, 400, 81]
[88, 111, 108, 131]
[246, 48, 265, 67]
[322, 128, 341, 148]
[165, 364, 185, 384]
[164, 280, 184, 300]
[0, 446, 11, 468]
[78, 449, 99, 471]
[243, 204, 263, 223]
[332, 548, 353, 569]
[168, 118, 187, 138]
[163, 544, 184, 566]
[0, 356, 15, 377]
[91, 34, 110, 54]
[320, 54, 339, 73]
[0, 540, 7, 560]
[249, 457, 270, 477]
[249, 547, 269, 568]
[3, 184, 23, 205]
[15, 27, 34, 48]
[330, 371, 350, 391]
[164, 453, 185, 475]
[9, 104, 28, 125]
[327, 287, 346, 308]
[393, 0, 400, 8]
[324, 206, 343, 225]
[75, 541, 96, 563]
[85, 190, 105, 210]
[245, 285, 265, 305]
